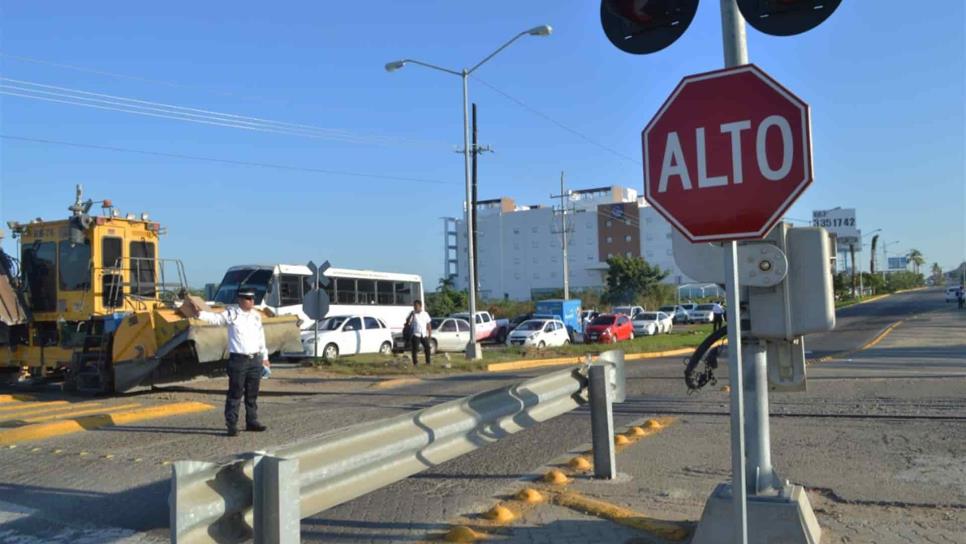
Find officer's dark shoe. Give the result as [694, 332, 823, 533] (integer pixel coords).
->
[227, 426, 239, 437]
[246, 422, 268, 432]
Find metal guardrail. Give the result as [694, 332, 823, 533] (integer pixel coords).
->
[170, 351, 626, 543]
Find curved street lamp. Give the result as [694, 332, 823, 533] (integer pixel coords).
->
[385, 25, 552, 359]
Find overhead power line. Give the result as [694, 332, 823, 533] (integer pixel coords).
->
[471, 75, 641, 165]
[0, 77, 446, 149]
[0, 134, 455, 185]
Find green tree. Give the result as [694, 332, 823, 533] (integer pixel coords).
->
[884, 271, 924, 291]
[906, 248, 925, 275]
[930, 262, 944, 285]
[425, 276, 467, 318]
[602, 255, 669, 305]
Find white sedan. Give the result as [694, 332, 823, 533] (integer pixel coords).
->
[632, 311, 673, 336]
[506, 319, 571, 348]
[302, 315, 394, 361]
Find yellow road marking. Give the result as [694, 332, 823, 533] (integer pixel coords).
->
[0, 400, 69, 412]
[371, 377, 422, 389]
[14, 403, 141, 424]
[551, 490, 690, 541]
[0, 401, 213, 446]
[813, 320, 904, 363]
[0, 403, 104, 422]
[0, 394, 35, 403]
[486, 345, 712, 372]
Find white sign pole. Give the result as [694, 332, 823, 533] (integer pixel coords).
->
[720, 1, 749, 543]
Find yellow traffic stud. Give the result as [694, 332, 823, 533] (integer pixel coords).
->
[444, 525, 485, 542]
[483, 504, 515, 523]
[720, 385, 731, 392]
[515, 487, 545, 504]
[542, 468, 570, 485]
[643, 418, 664, 430]
[628, 426, 648, 437]
[568, 455, 592, 471]
[614, 434, 631, 446]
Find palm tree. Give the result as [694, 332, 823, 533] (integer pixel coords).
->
[930, 262, 943, 283]
[907, 249, 925, 275]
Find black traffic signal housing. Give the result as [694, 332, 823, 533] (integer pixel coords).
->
[736, 0, 842, 36]
[600, 0, 700, 55]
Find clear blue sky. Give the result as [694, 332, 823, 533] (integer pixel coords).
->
[1, 1, 963, 288]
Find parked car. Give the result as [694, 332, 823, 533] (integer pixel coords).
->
[688, 304, 716, 324]
[945, 286, 963, 302]
[632, 311, 674, 336]
[508, 313, 535, 333]
[451, 311, 510, 343]
[506, 318, 571, 348]
[584, 314, 634, 344]
[302, 315, 394, 361]
[394, 317, 473, 354]
[659, 304, 691, 324]
[535, 298, 584, 340]
[612, 305, 646, 318]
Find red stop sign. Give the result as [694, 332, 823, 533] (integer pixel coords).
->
[642, 64, 812, 242]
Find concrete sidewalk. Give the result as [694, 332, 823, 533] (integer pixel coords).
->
[439, 305, 966, 543]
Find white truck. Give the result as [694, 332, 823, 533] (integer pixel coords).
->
[612, 305, 646, 318]
[450, 311, 510, 343]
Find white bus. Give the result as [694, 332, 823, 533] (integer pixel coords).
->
[210, 264, 423, 334]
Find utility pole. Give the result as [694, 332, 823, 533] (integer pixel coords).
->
[550, 172, 574, 300]
[464, 103, 492, 295]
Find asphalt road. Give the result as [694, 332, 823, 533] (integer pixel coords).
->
[0, 287, 957, 543]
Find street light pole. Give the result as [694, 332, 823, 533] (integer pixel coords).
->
[386, 25, 552, 360]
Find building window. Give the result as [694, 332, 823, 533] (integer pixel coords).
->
[532, 241, 539, 248]
[646, 217, 653, 224]
[625, 235, 632, 242]
[666, 232, 672, 239]
[514, 272, 521, 279]
[514, 242, 520, 250]
[532, 272, 540, 279]
[666, 249, 673, 256]
[626, 252, 632, 257]
[647, 251, 654, 258]
[513, 257, 520, 265]
[550, 271, 557, 278]
[607, 253, 613, 259]
[532, 226, 538, 233]
[606, 236, 613, 243]
[587, 255, 594, 261]
[605, 220, 612, 227]
[532, 256, 539, 264]
[513, 228, 520, 235]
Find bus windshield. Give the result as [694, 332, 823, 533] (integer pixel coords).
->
[213, 268, 273, 304]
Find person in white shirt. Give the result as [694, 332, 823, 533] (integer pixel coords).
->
[190, 289, 270, 436]
[406, 300, 433, 366]
[712, 301, 725, 331]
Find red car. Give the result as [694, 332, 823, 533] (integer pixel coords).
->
[584, 313, 634, 344]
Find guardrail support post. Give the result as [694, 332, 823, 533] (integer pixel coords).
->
[254, 455, 300, 544]
[589, 363, 617, 479]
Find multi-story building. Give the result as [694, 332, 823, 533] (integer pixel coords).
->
[446, 185, 694, 300]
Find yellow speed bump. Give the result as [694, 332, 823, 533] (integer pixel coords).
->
[515, 487, 545, 504]
[0, 401, 213, 446]
[614, 434, 631, 446]
[568, 455, 592, 471]
[444, 525, 485, 543]
[542, 468, 570, 485]
[483, 504, 516, 524]
[371, 377, 421, 389]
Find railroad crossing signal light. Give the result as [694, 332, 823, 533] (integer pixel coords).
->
[600, 0, 700, 55]
[736, 0, 842, 36]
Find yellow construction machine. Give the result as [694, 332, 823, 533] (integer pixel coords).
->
[0, 186, 301, 394]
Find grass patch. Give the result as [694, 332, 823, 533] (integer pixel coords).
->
[296, 324, 713, 376]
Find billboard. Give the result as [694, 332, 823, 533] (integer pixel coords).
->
[888, 256, 909, 271]
[812, 208, 858, 242]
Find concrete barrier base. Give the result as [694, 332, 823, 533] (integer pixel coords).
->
[691, 483, 821, 544]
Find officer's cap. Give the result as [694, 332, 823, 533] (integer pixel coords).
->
[236, 289, 256, 299]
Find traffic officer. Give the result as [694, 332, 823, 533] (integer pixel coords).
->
[186, 289, 270, 436]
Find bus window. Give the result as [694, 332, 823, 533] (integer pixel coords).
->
[376, 281, 394, 305]
[395, 282, 414, 306]
[335, 278, 356, 304]
[357, 279, 376, 304]
[278, 274, 303, 306]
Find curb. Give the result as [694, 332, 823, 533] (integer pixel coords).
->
[486, 346, 699, 373]
[0, 401, 213, 446]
